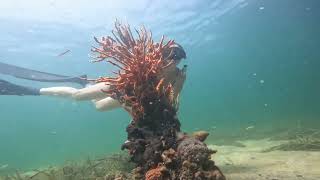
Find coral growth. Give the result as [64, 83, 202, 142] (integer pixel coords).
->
[193, 130, 210, 142]
[177, 137, 224, 179]
[92, 20, 225, 180]
[92, 20, 177, 122]
[145, 165, 167, 180]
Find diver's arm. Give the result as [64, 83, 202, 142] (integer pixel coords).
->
[71, 82, 110, 100]
[39, 82, 109, 100]
[40, 82, 122, 112]
[93, 97, 122, 111]
[172, 65, 187, 98]
[159, 64, 187, 97]
[39, 87, 78, 97]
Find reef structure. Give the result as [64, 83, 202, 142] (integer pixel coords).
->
[92, 21, 225, 180]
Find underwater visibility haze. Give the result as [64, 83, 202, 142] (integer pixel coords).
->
[0, 0, 320, 179]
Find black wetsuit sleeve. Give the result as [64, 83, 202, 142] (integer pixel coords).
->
[0, 79, 40, 96]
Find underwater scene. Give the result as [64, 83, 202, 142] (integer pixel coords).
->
[0, 0, 319, 179]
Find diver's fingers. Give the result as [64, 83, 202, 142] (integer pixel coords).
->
[40, 87, 78, 97]
[72, 82, 109, 101]
[94, 97, 121, 111]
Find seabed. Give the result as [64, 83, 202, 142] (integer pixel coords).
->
[1, 128, 320, 180]
[212, 139, 320, 180]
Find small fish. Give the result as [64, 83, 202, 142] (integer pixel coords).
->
[56, 49, 71, 57]
[0, 164, 8, 169]
[50, 131, 57, 135]
[211, 126, 217, 130]
[246, 126, 255, 130]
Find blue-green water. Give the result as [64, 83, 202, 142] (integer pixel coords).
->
[0, 0, 319, 174]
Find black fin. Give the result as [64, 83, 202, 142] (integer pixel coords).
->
[0, 79, 40, 96]
[0, 62, 89, 86]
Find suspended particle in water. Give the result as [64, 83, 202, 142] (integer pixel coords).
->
[253, 73, 257, 77]
[305, 7, 311, 11]
[27, 29, 35, 33]
[49, 0, 55, 6]
[260, 79, 265, 84]
[259, 6, 265, 10]
[72, 102, 78, 106]
[264, 103, 268, 107]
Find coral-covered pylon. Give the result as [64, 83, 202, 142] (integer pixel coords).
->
[92, 20, 225, 180]
[91, 20, 176, 121]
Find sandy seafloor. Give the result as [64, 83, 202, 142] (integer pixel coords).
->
[211, 139, 320, 180]
[1, 139, 319, 180]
